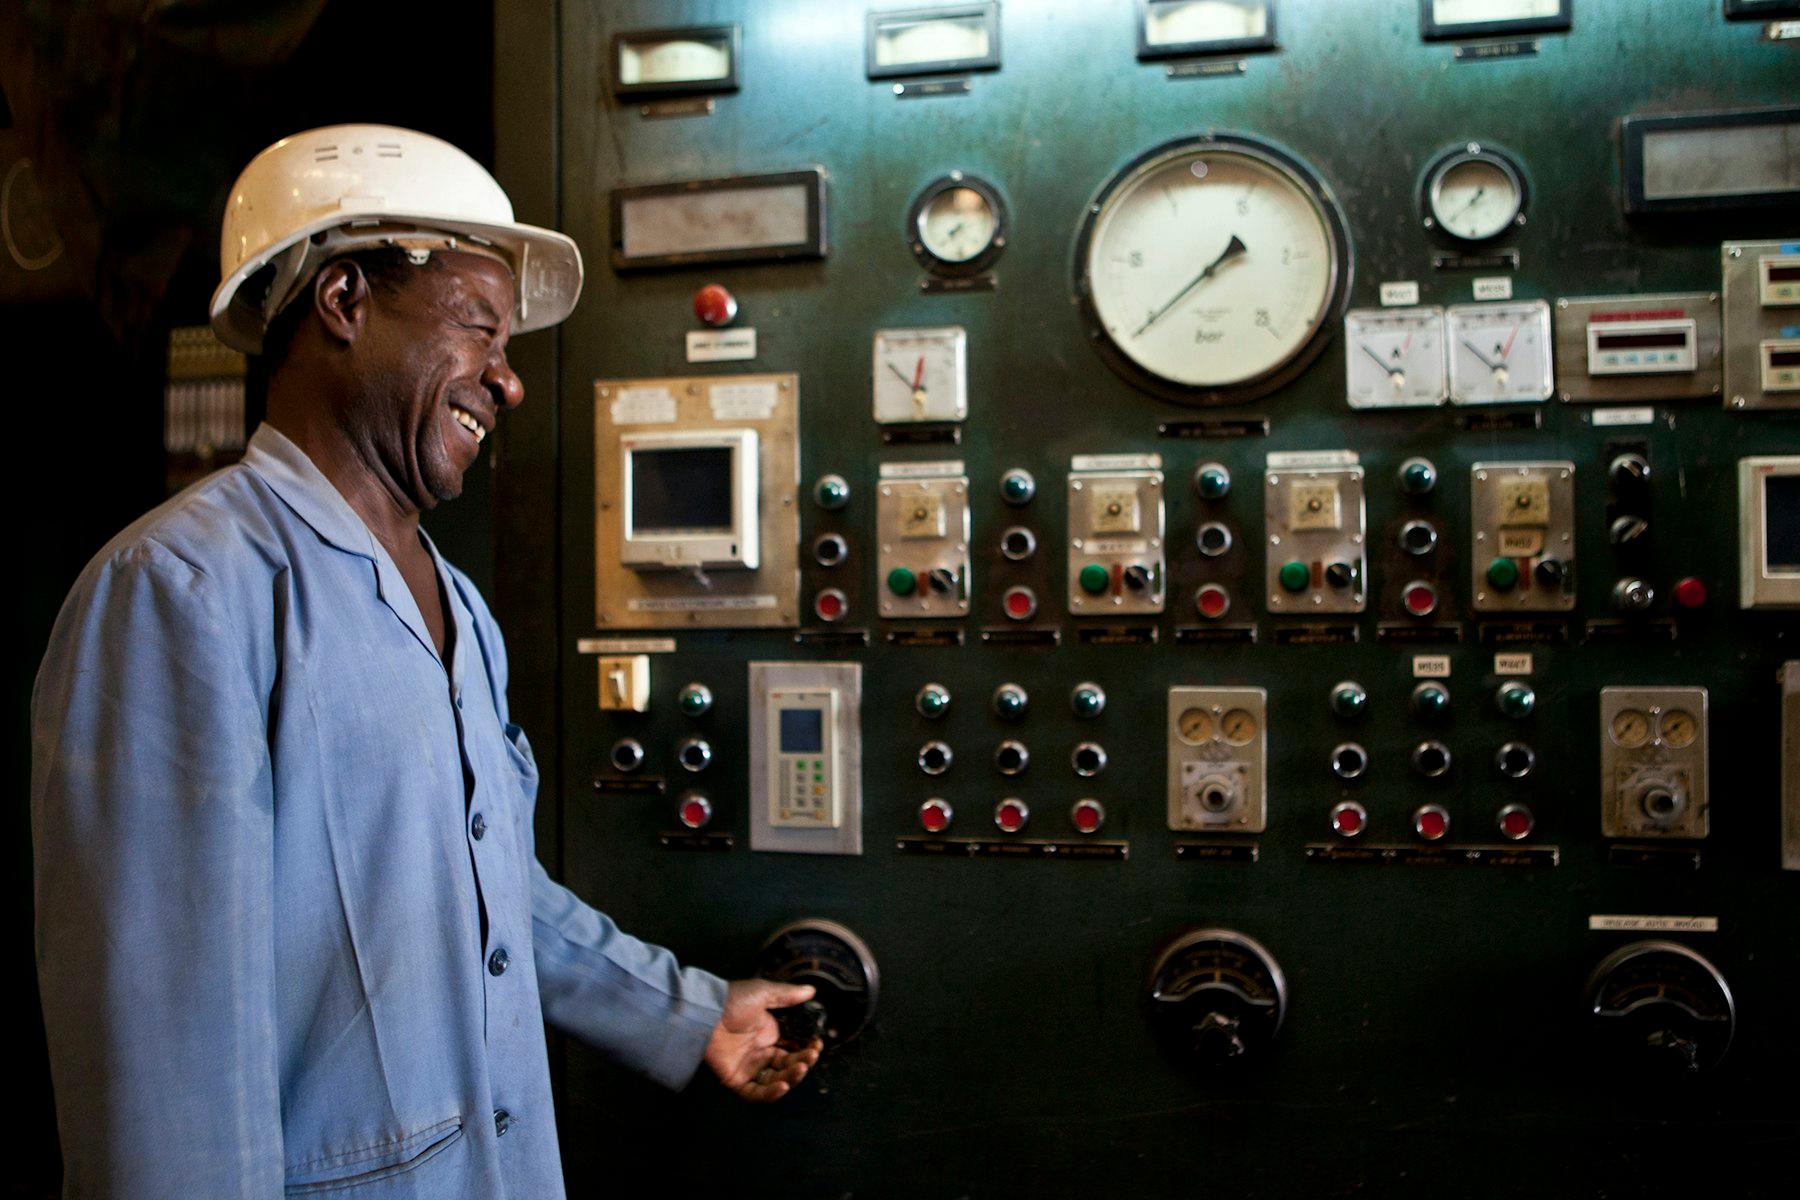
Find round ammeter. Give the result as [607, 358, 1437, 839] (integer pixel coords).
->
[756, 919, 879, 1049]
[1422, 143, 1527, 243]
[1075, 133, 1352, 405]
[1148, 928, 1288, 1069]
[1587, 940, 1735, 1074]
[907, 172, 1008, 276]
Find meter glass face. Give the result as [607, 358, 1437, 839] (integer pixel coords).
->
[1446, 300, 1554, 404]
[1610, 709, 1651, 748]
[1428, 0, 1564, 28]
[1660, 710, 1697, 748]
[1428, 154, 1523, 242]
[873, 327, 969, 423]
[618, 38, 732, 87]
[1082, 144, 1343, 393]
[873, 15, 991, 68]
[1144, 0, 1270, 46]
[1344, 306, 1448, 408]
[917, 187, 998, 264]
[1221, 708, 1258, 745]
[1177, 707, 1216, 745]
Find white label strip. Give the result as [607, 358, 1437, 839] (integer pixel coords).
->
[1592, 406, 1655, 427]
[1494, 652, 1533, 675]
[627, 595, 778, 613]
[607, 385, 677, 425]
[1071, 453, 1162, 472]
[1473, 276, 1514, 301]
[1412, 654, 1452, 679]
[686, 328, 758, 363]
[1767, 19, 1800, 40]
[1379, 280, 1420, 306]
[710, 380, 778, 420]
[1082, 537, 1151, 556]
[1266, 449, 1359, 469]
[880, 460, 966, 479]
[577, 637, 677, 655]
[1588, 915, 1719, 933]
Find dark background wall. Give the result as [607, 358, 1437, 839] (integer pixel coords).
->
[7, 3, 497, 1191]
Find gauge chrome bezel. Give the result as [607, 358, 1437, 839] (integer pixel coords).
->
[1074, 132, 1353, 406]
[907, 171, 1009, 277]
[1420, 141, 1529, 244]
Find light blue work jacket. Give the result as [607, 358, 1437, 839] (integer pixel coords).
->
[31, 423, 727, 1198]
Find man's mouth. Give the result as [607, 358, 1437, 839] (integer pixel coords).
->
[449, 403, 488, 444]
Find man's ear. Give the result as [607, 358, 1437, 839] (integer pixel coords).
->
[312, 259, 373, 346]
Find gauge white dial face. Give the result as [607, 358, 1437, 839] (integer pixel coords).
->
[1344, 306, 1448, 408]
[618, 38, 731, 86]
[1446, 300, 1554, 404]
[918, 187, 998, 263]
[1145, 0, 1269, 45]
[1085, 148, 1340, 391]
[1430, 156, 1522, 241]
[1430, 0, 1563, 26]
[873, 16, 990, 68]
[873, 326, 969, 423]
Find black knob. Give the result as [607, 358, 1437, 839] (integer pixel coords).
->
[1608, 452, 1651, 490]
[1609, 515, 1651, 547]
[773, 999, 829, 1048]
[1534, 558, 1566, 588]
[1323, 561, 1355, 589]
[1191, 1011, 1247, 1062]
[1122, 563, 1151, 591]
[1612, 576, 1655, 614]
[927, 567, 957, 595]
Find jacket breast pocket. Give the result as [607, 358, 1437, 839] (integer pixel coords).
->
[501, 721, 540, 807]
[283, 1117, 463, 1195]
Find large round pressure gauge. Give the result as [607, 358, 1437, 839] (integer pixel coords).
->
[907, 172, 1008, 276]
[1076, 134, 1352, 405]
[1423, 142, 1527, 243]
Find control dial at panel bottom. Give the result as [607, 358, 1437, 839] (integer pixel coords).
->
[1586, 940, 1735, 1075]
[756, 919, 880, 1051]
[1147, 928, 1287, 1070]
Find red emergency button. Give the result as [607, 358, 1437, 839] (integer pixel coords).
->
[918, 798, 953, 834]
[1402, 580, 1439, 618]
[1414, 804, 1450, 842]
[693, 283, 738, 327]
[1329, 800, 1367, 839]
[1672, 576, 1708, 610]
[1003, 585, 1038, 621]
[1195, 583, 1231, 619]
[678, 794, 712, 830]
[1497, 803, 1535, 841]
[813, 588, 847, 623]
[1070, 798, 1105, 834]
[994, 798, 1030, 834]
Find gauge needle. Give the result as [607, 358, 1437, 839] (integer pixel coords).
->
[1131, 234, 1247, 339]
[1450, 186, 1487, 220]
[1361, 343, 1402, 380]
[1460, 338, 1501, 370]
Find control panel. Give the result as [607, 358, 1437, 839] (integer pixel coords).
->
[748, 661, 862, 855]
[1067, 460, 1166, 615]
[1263, 454, 1365, 614]
[1724, 239, 1800, 409]
[1599, 686, 1710, 840]
[1470, 461, 1576, 612]
[876, 465, 971, 619]
[1167, 687, 1267, 833]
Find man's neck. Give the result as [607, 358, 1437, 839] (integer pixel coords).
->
[264, 403, 424, 561]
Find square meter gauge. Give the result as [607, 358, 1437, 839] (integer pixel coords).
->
[1343, 306, 1448, 408]
[873, 327, 968, 423]
[1447, 300, 1554, 404]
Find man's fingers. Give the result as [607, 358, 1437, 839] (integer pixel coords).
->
[762, 980, 816, 1008]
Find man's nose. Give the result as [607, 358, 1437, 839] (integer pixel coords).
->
[485, 353, 525, 410]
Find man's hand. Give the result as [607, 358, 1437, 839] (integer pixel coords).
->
[703, 979, 824, 1102]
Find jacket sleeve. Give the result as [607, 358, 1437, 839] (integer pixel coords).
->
[31, 540, 283, 1198]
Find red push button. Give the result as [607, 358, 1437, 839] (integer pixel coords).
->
[994, 798, 1030, 834]
[814, 588, 847, 623]
[1497, 803, 1535, 841]
[1195, 583, 1230, 619]
[1402, 581, 1439, 618]
[918, 798, 952, 834]
[693, 283, 738, 327]
[1330, 800, 1367, 838]
[1414, 804, 1450, 842]
[678, 794, 712, 830]
[1003, 585, 1038, 621]
[1071, 798, 1105, 834]
[1672, 576, 1707, 610]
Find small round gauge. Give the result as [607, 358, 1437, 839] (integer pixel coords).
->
[907, 172, 1008, 277]
[1422, 143, 1527, 243]
[1221, 708, 1259, 746]
[1177, 706, 1216, 745]
[1660, 710, 1697, 749]
[1075, 133, 1352, 405]
[1610, 709, 1651, 748]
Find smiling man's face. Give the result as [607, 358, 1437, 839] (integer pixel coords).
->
[344, 250, 524, 508]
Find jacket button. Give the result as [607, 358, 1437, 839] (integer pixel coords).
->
[493, 1108, 511, 1137]
[471, 812, 487, 841]
[488, 948, 510, 976]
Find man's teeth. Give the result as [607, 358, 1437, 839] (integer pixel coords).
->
[451, 407, 486, 443]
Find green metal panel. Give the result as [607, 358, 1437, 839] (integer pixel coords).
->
[523, 0, 1800, 1191]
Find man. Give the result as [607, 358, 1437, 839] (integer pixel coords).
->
[31, 125, 818, 1198]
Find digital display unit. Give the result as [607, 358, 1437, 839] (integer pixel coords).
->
[779, 708, 824, 754]
[1739, 457, 1800, 607]
[620, 429, 761, 570]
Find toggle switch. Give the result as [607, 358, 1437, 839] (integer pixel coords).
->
[598, 655, 650, 712]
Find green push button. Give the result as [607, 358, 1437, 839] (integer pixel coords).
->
[1486, 557, 1520, 591]
[915, 684, 951, 719]
[1330, 682, 1367, 719]
[1412, 682, 1450, 718]
[887, 567, 918, 596]
[814, 474, 850, 511]
[677, 684, 712, 717]
[1000, 469, 1036, 505]
[1078, 563, 1110, 595]
[1071, 684, 1105, 718]
[1497, 682, 1536, 719]
[993, 684, 1028, 719]
[1196, 465, 1231, 500]
[1278, 560, 1310, 593]
[1399, 458, 1438, 496]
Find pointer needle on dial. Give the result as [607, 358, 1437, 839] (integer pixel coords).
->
[1361, 343, 1402, 379]
[1132, 234, 1248, 339]
[1460, 338, 1501, 370]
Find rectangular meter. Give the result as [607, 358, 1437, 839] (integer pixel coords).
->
[1554, 293, 1721, 402]
[1761, 254, 1800, 306]
[1737, 456, 1800, 608]
[1264, 452, 1365, 615]
[1762, 341, 1800, 393]
[1723, 239, 1800, 409]
[1586, 319, 1697, 375]
[1599, 687, 1709, 840]
[877, 465, 972, 619]
[1470, 461, 1576, 612]
[1783, 661, 1800, 871]
[749, 662, 862, 855]
[620, 429, 760, 570]
[1067, 461, 1166, 615]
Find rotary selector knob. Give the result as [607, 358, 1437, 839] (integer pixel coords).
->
[1612, 576, 1655, 614]
[1608, 452, 1651, 492]
[756, 919, 880, 1051]
[1609, 515, 1651, 547]
[1148, 929, 1287, 1071]
[1586, 940, 1735, 1075]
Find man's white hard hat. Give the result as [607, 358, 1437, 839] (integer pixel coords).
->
[209, 124, 583, 354]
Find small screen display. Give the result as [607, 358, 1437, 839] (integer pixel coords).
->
[1772, 350, 1800, 368]
[1595, 331, 1689, 351]
[1770, 265, 1800, 283]
[630, 447, 734, 533]
[779, 708, 823, 754]
[1766, 475, 1800, 570]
